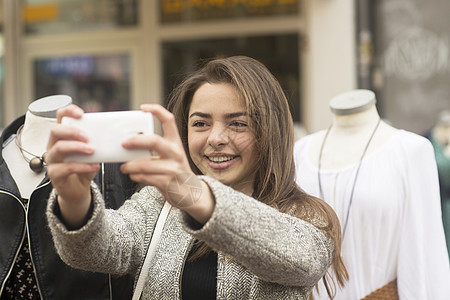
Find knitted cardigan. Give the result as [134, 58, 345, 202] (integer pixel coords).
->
[46, 176, 334, 299]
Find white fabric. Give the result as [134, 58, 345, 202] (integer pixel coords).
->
[294, 129, 450, 300]
[3, 111, 56, 198]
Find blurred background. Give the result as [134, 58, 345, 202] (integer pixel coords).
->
[0, 0, 449, 137]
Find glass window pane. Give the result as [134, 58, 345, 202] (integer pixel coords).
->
[162, 34, 301, 122]
[23, 0, 138, 35]
[160, 0, 300, 24]
[34, 54, 131, 112]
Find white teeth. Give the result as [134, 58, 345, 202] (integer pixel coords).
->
[208, 156, 233, 162]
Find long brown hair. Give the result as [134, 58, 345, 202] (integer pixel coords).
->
[167, 56, 348, 297]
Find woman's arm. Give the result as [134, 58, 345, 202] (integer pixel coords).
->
[182, 176, 334, 288]
[120, 104, 215, 224]
[47, 182, 165, 276]
[47, 104, 216, 229]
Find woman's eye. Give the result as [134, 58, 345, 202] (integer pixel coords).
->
[192, 121, 207, 127]
[231, 121, 248, 127]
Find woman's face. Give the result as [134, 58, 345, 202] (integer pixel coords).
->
[188, 82, 258, 195]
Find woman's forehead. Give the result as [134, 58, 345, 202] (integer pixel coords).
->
[189, 83, 245, 113]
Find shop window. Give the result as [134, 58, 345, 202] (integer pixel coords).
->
[162, 34, 301, 122]
[22, 0, 138, 35]
[160, 0, 300, 23]
[33, 53, 131, 112]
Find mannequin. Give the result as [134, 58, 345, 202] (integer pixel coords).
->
[0, 95, 134, 299]
[3, 95, 72, 198]
[294, 89, 450, 299]
[305, 89, 398, 170]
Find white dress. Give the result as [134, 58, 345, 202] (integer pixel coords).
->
[294, 129, 450, 300]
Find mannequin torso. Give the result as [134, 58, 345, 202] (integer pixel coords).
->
[0, 95, 136, 300]
[307, 90, 398, 170]
[3, 95, 71, 198]
[294, 89, 450, 299]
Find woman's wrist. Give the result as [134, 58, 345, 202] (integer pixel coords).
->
[57, 189, 93, 230]
[184, 180, 215, 224]
[167, 175, 215, 224]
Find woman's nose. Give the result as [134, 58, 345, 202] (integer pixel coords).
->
[207, 124, 228, 147]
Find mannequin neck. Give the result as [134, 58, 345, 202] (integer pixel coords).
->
[3, 96, 70, 199]
[331, 104, 381, 134]
[19, 111, 56, 156]
[311, 104, 397, 170]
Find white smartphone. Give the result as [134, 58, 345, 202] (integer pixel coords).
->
[62, 110, 154, 163]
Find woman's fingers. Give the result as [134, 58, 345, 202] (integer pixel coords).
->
[47, 124, 90, 150]
[122, 133, 184, 161]
[48, 104, 89, 158]
[121, 157, 188, 188]
[46, 140, 95, 164]
[121, 157, 179, 175]
[46, 123, 93, 164]
[47, 162, 100, 180]
[45, 104, 96, 207]
[140, 104, 182, 144]
[56, 104, 85, 123]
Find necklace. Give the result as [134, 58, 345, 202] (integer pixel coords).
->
[15, 125, 47, 173]
[318, 118, 381, 239]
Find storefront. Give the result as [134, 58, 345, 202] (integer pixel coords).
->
[2, 0, 328, 134]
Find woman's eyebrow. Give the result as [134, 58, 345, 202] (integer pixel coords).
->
[189, 112, 247, 119]
[189, 112, 211, 119]
[225, 112, 247, 119]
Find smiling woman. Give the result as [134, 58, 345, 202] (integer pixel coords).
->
[187, 82, 258, 195]
[45, 55, 347, 299]
[169, 56, 349, 296]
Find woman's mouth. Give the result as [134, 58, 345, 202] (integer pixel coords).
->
[206, 155, 237, 169]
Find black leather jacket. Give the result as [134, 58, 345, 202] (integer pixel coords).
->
[0, 115, 137, 299]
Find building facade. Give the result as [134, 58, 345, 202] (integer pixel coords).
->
[1, 0, 357, 135]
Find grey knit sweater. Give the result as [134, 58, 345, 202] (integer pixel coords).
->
[46, 176, 334, 299]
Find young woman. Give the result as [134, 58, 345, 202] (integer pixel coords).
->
[45, 56, 347, 299]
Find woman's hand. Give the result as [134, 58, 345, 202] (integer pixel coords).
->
[46, 104, 100, 229]
[120, 104, 215, 224]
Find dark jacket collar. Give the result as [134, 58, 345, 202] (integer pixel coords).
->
[1, 115, 25, 165]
